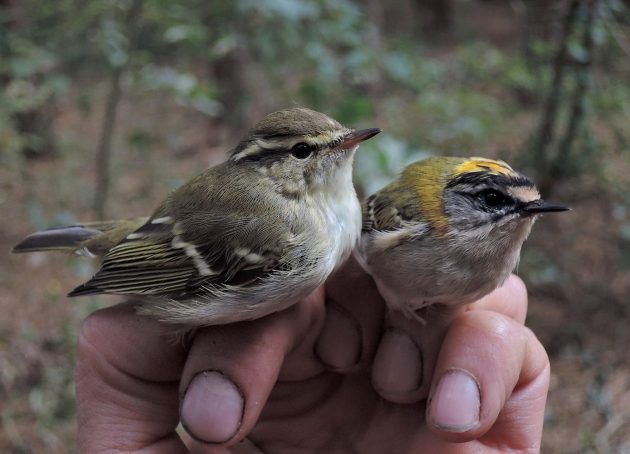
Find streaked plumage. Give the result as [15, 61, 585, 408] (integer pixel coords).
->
[357, 156, 568, 319]
[13, 107, 380, 326]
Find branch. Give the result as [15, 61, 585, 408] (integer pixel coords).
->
[532, 0, 581, 169]
[550, 0, 597, 182]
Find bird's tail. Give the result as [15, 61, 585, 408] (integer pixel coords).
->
[12, 218, 148, 256]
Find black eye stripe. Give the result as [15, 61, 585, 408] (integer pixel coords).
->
[473, 189, 515, 213]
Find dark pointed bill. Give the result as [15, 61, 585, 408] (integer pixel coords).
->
[521, 199, 570, 215]
[339, 128, 381, 150]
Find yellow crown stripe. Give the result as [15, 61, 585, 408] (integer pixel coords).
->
[454, 158, 514, 176]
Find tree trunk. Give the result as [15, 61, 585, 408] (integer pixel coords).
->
[550, 0, 597, 182]
[531, 0, 581, 171]
[93, 0, 144, 220]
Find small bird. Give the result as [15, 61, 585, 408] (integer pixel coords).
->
[13, 107, 380, 326]
[356, 156, 568, 320]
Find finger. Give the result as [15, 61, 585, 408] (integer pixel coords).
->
[371, 274, 529, 403]
[180, 288, 326, 447]
[316, 256, 385, 371]
[76, 302, 188, 453]
[371, 309, 448, 403]
[426, 310, 549, 445]
[467, 274, 528, 324]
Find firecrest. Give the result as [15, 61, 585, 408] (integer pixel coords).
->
[356, 156, 568, 320]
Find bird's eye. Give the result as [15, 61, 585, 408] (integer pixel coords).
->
[290, 142, 313, 159]
[479, 189, 509, 208]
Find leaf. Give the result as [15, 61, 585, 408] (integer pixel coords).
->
[97, 17, 129, 67]
[568, 42, 589, 63]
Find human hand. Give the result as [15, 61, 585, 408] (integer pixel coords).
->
[76, 257, 549, 453]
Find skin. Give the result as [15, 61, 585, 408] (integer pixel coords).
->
[76, 257, 549, 453]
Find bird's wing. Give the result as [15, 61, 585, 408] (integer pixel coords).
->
[69, 213, 286, 297]
[363, 192, 405, 232]
[69, 170, 289, 298]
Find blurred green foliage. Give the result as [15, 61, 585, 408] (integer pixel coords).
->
[2, 0, 628, 178]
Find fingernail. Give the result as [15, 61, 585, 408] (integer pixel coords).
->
[372, 329, 422, 395]
[181, 370, 243, 444]
[429, 370, 480, 432]
[315, 304, 361, 370]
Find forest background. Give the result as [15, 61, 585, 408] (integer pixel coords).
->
[1, 0, 629, 452]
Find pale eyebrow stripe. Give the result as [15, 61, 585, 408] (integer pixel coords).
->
[231, 131, 343, 161]
[508, 186, 540, 203]
[231, 137, 295, 161]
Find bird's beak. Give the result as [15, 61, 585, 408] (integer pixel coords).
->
[521, 199, 570, 216]
[338, 128, 381, 150]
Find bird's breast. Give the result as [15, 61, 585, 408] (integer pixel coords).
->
[309, 187, 361, 272]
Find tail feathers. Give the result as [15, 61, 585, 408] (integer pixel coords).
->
[12, 226, 102, 254]
[67, 282, 104, 297]
[12, 217, 148, 256]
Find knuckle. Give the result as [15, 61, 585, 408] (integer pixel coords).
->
[457, 309, 516, 342]
[78, 310, 109, 354]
